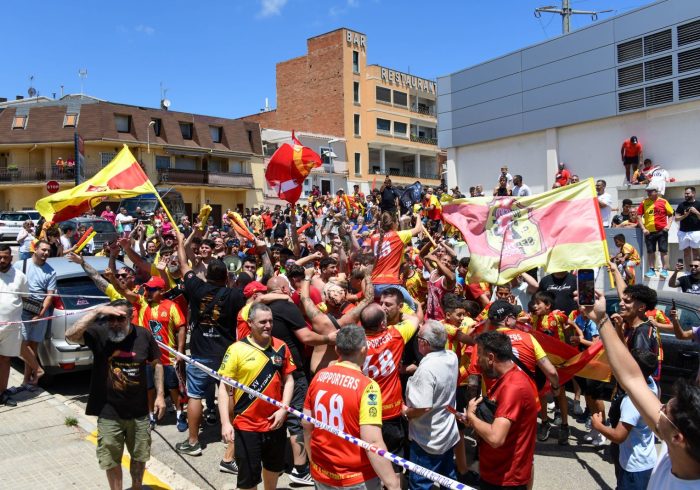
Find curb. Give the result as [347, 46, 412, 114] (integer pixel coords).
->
[8, 368, 203, 490]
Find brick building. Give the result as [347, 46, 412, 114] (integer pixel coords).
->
[0, 95, 264, 221]
[241, 28, 443, 192]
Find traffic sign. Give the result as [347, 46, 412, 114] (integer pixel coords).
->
[46, 180, 60, 193]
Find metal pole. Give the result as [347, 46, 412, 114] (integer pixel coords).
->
[563, 0, 571, 34]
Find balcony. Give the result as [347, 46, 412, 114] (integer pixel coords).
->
[157, 168, 254, 187]
[375, 168, 441, 181]
[311, 160, 349, 175]
[410, 105, 436, 117]
[0, 165, 103, 184]
[410, 134, 438, 145]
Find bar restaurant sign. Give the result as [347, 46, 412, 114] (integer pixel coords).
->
[380, 67, 437, 95]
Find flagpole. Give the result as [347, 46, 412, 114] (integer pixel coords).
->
[154, 192, 177, 228]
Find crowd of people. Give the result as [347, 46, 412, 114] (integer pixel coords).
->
[0, 170, 698, 490]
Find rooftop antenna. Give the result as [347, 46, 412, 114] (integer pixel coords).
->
[78, 69, 88, 98]
[534, 0, 612, 34]
[27, 75, 37, 98]
[160, 82, 171, 110]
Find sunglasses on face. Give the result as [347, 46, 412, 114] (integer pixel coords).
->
[116, 273, 130, 278]
[145, 286, 162, 292]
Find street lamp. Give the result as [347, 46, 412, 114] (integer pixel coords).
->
[147, 120, 156, 154]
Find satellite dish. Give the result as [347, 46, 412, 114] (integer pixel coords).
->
[161, 98, 171, 110]
[28, 87, 37, 97]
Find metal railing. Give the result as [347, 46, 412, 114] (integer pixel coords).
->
[0, 165, 102, 183]
[157, 168, 254, 187]
[377, 168, 441, 180]
[410, 105, 436, 116]
[410, 134, 438, 145]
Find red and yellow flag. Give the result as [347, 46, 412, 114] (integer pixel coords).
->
[265, 131, 322, 204]
[530, 330, 612, 384]
[36, 145, 156, 222]
[442, 179, 608, 285]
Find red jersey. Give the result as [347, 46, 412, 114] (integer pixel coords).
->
[363, 321, 416, 419]
[370, 230, 413, 285]
[622, 139, 643, 157]
[305, 362, 383, 487]
[479, 367, 538, 487]
[427, 273, 453, 320]
[135, 296, 185, 366]
[531, 310, 569, 342]
[555, 169, 571, 187]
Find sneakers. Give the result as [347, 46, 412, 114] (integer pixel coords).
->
[175, 439, 203, 456]
[149, 414, 156, 430]
[584, 428, 599, 442]
[176, 412, 188, 432]
[585, 416, 592, 431]
[659, 269, 668, 278]
[573, 400, 584, 416]
[0, 390, 17, 407]
[645, 268, 656, 278]
[547, 401, 555, 412]
[592, 433, 607, 447]
[558, 425, 570, 446]
[219, 459, 239, 474]
[537, 421, 552, 442]
[205, 409, 218, 426]
[552, 409, 562, 426]
[289, 468, 314, 486]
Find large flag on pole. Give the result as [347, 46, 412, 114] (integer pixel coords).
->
[265, 131, 322, 204]
[36, 145, 156, 222]
[442, 179, 608, 285]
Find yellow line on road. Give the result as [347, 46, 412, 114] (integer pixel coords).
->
[86, 431, 172, 490]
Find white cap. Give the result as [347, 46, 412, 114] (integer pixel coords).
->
[646, 183, 660, 191]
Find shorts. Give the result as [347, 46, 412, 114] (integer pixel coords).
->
[381, 416, 406, 471]
[316, 478, 382, 490]
[96, 415, 151, 470]
[286, 374, 308, 438]
[20, 310, 48, 343]
[146, 364, 179, 391]
[185, 357, 221, 399]
[0, 325, 22, 357]
[623, 156, 640, 167]
[235, 427, 287, 488]
[645, 230, 668, 254]
[576, 377, 615, 400]
[618, 467, 652, 490]
[678, 230, 700, 250]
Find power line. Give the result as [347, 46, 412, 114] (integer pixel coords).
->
[534, 0, 613, 34]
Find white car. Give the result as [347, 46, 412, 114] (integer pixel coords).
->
[0, 210, 40, 241]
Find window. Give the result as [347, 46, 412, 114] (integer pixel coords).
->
[208, 158, 224, 172]
[100, 152, 117, 167]
[174, 156, 196, 169]
[617, 38, 643, 64]
[354, 153, 361, 175]
[11, 115, 27, 129]
[151, 118, 162, 137]
[376, 118, 391, 133]
[353, 81, 360, 103]
[394, 121, 407, 135]
[155, 156, 170, 170]
[393, 90, 407, 106]
[644, 56, 672, 81]
[679, 74, 700, 100]
[643, 29, 672, 56]
[180, 122, 193, 140]
[231, 161, 244, 173]
[376, 86, 391, 103]
[352, 50, 359, 73]
[320, 147, 332, 165]
[353, 114, 360, 136]
[210, 126, 222, 143]
[678, 47, 700, 74]
[618, 88, 644, 111]
[678, 19, 700, 47]
[63, 113, 78, 127]
[618, 64, 643, 87]
[114, 114, 131, 133]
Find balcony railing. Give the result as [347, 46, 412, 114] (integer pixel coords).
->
[0, 165, 103, 183]
[410, 105, 436, 117]
[157, 168, 254, 187]
[378, 169, 441, 181]
[410, 134, 438, 145]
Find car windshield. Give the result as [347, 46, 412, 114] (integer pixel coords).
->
[86, 221, 116, 233]
[121, 195, 158, 215]
[57, 277, 108, 309]
[0, 213, 28, 221]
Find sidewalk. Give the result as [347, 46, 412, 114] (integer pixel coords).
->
[0, 367, 201, 490]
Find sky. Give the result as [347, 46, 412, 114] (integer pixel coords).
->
[2, 0, 652, 119]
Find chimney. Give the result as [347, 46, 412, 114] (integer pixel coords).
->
[16, 95, 24, 100]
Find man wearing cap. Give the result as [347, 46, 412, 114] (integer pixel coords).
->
[638, 184, 674, 278]
[621, 136, 643, 184]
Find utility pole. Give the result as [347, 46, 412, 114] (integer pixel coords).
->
[534, 0, 612, 35]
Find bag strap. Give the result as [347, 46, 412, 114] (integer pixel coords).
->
[510, 352, 536, 381]
[23, 259, 27, 274]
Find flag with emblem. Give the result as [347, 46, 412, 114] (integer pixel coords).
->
[265, 131, 322, 204]
[442, 179, 609, 285]
[35, 145, 156, 222]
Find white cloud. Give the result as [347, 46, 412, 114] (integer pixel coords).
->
[135, 24, 155, 35]
[329, 0, 359, 17]
[259, 0, 287, 17]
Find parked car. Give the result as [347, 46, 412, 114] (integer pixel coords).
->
[605, 290, 700, 400]
[38, 256, 125, 383]
[0, 210, 40, 241]
[59, 217, 117, 252]
[119, 188, 186, 222]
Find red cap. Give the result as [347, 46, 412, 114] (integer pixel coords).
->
[244, 281, 267, 298]
[144, 276, 166, 290]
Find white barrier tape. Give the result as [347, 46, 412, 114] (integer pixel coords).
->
[156, 341, 472, 490]
[0, 291, 108, 300]
[0, 304, 102, 326]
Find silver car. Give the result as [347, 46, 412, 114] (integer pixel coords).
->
[0, 210, 40, 241]
[38, 256, 126, 382]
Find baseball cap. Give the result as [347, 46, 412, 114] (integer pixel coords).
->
[243, 281, 267, 298]
[144, 276, 166, 290]
[646, 183, 660, 192]
[487, 300, 517, 322]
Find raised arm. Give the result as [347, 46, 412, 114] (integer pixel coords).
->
[337, 276, 375, 326]
[67, 253, 110, 293]
[118, 237, 150, 277]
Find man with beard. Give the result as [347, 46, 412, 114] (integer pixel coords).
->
[66, 300, 165, 490]
[675, 187, 700, 267]
[464, 331, 538, 490]
[0, 244, 27, 406]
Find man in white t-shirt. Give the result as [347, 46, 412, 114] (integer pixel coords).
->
[596, 179, 613, 227]
[512, 175, 531, 197]
[0, 244, 28, 406]
[115, 207, 134, 237]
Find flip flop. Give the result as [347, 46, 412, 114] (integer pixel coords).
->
[21, 383, 37, 392]
[6, 386, 23, 395]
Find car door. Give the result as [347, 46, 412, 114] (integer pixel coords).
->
[657, 299, 700, 396]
